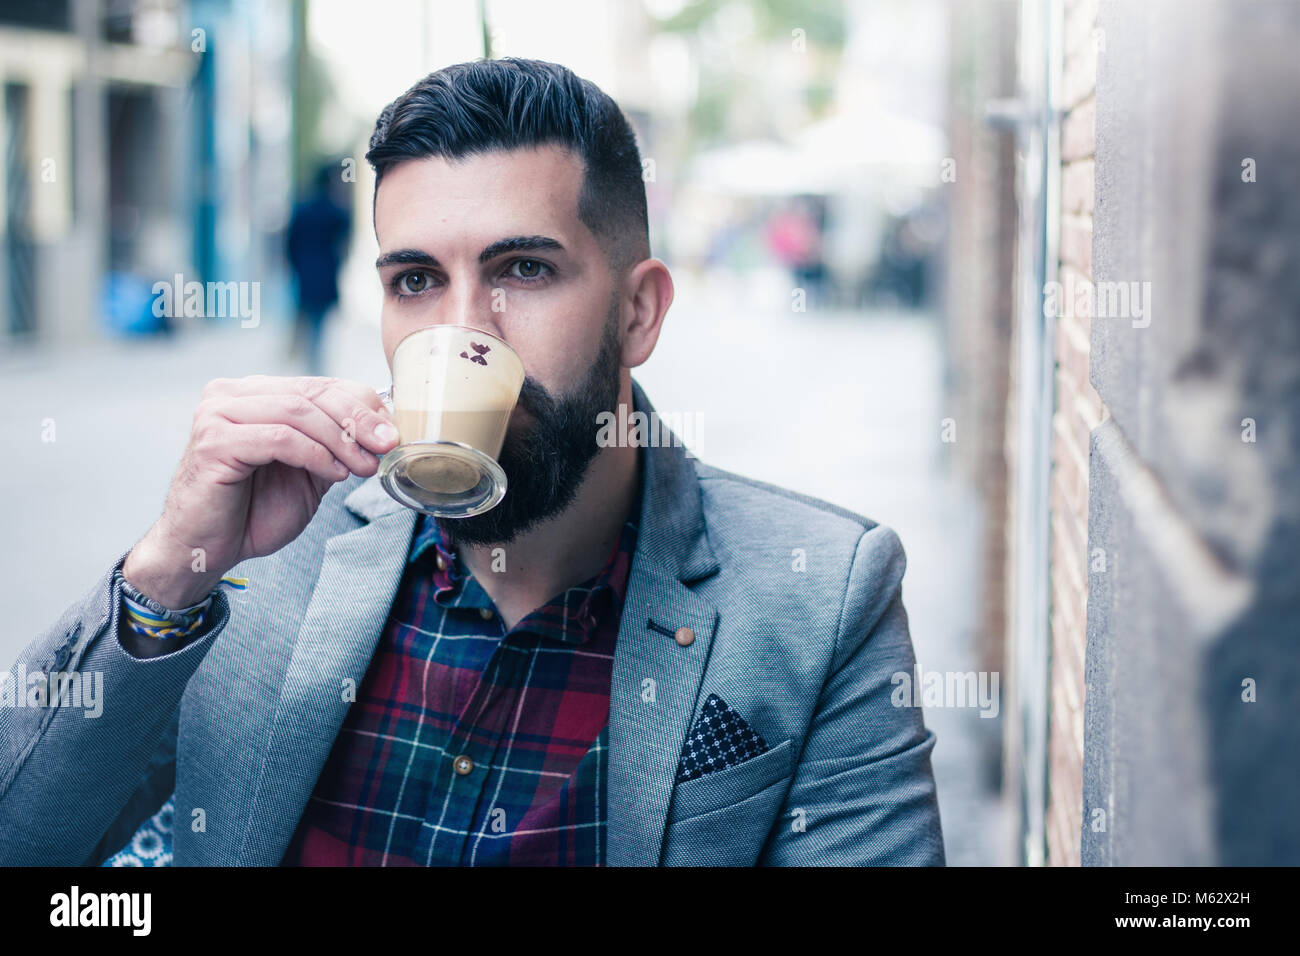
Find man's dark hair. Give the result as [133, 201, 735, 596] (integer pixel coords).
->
[366, 57, 650, 272]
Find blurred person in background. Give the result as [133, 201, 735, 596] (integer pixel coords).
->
[764, 195, 827, 308]
[868, 199, 943, 311]
[286, 161, 352, 375]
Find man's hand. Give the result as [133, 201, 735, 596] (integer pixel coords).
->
[121, 375, 399, 610]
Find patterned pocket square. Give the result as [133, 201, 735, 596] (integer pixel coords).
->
[675, 693, 770, 783]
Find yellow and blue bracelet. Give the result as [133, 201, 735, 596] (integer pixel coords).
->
[117, 570, 248, 640]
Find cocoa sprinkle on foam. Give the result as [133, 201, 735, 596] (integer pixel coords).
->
[459, 341, 491, 365]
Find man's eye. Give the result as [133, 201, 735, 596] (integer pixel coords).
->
[508, 259, 550, 281]
[396, 271, 431, 295]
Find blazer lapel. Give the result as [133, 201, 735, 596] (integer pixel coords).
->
[607, 379, 721, 865]
[236, 477, 416, 865]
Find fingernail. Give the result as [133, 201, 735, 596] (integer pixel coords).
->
[374, 422, 398, 442]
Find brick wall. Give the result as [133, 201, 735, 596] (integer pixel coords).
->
[1045, 0, 1108, 867]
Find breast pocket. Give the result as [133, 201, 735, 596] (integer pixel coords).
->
[667, 737, 795, 826]
[661, 737, 796, 866]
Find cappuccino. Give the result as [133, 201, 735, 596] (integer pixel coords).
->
[379, 325, 525, 516]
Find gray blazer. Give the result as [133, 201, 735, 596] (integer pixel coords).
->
[0, 378, 944, 866]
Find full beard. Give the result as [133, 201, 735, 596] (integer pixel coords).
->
[435, 303, 623, 548]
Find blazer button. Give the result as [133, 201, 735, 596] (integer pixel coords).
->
[436, 554, 446, 571]
[453, 755, 474, 775]
[674, 626, 695, 646]
[479, 607, 494, 621]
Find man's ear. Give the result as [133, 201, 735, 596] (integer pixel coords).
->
[620, 258, 674, 369]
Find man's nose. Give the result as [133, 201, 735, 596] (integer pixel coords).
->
[428, 275, 501, 333]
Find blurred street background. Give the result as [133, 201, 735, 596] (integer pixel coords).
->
[4, 0, 1297, 867]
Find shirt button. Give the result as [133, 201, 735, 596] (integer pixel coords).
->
[675, 626, 695, 646]
[435, 554, 446, 571]
[453, 755, 474, 775]
[479, 607, 494, 620]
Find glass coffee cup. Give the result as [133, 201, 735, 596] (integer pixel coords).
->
[375, 325, 525, 518]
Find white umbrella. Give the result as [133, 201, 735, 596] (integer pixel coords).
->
[683, 107, 948, 198]
[683, 139, 840, 196]
[793, 108, 947, 189]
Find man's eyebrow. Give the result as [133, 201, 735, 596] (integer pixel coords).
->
[477, 235, 565, 262]
[375, 236, 565, 271]
[375, 249, 439, 270]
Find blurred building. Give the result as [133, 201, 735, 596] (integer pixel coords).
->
[0, 0, 293, 345]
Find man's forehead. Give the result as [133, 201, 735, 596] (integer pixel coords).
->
[374, 145, 585, 237]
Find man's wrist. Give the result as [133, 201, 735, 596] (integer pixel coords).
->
[117, 568, 214, 619]
[121, 533, 225, 611]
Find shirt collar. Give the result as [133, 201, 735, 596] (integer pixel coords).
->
[407, 511, 639, 646]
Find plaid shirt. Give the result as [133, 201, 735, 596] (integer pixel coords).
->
[280, 508, 638, 866]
